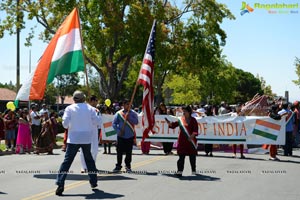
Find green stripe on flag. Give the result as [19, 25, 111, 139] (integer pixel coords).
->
[253, 129, 277, 141]
[105, 130, 116, 137]
[47, 50, 84, 84]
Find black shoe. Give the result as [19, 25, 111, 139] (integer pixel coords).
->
[55, 186, 64, 196]
[113, 166, 122, 173]
[174, 171, 182, 178]
[91, 183, 98, 189]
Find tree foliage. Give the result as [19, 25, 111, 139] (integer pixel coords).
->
[293, 57, 300, 88]
[44, 83, 58, 105]
[257, 74, 275, 98]
[0, 81, 16, 91]
[163, 73, 201, 105]
[0, 0, 266, 105]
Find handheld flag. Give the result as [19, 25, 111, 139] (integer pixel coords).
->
[16, 8, 84, 101]
[137, 20, 157, 141]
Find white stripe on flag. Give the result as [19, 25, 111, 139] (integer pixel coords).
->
[52, 28, 82, 62]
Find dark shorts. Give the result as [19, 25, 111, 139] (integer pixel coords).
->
[31, 125, 41, 140]
[5, 129, 15, 140]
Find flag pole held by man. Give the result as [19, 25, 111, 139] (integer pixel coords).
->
[118, 19, 157, 141]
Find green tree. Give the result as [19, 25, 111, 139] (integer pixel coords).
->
[233, 69, 263, 103]
[0, 0, 235, 104]
[44, 83, 58, 106]
[55, 73, 81, 105]
[163, 73, 201, 105]
[257, 74, 275, 98]
[292, 57, 300, 88]
[198, 58, 238, 104]
[0, 81, 17, 91]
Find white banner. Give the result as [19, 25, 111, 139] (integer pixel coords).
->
[101, 114, 286, 145]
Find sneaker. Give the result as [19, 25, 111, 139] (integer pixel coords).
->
[125, 166, 132, 173]
[240, 155, 246, 159]
[90, 183, 98, 189]
[192, 171, 197, 175]
[113, 166, 122, 173]
[55, 186, 64, 196]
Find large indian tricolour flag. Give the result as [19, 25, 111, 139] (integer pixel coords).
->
[16, 8, 84, 101]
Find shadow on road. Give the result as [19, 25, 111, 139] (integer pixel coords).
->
[61, 189, 124, 199]
[275, 159, 300, 164]
[33, 174, 136, 181]
[0, 191, 7, 195]
[163, 173, 221, 181]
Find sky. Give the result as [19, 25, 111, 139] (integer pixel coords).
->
[0, 0, 300, 102]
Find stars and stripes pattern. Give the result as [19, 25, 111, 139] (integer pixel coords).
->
[137, 20, 157, 141]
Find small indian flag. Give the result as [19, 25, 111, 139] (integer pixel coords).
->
[103, 121, 116, 137]
[252, 119, 281, 141]
[16, 8, 84, 101]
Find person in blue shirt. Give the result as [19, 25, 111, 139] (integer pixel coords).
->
[112, 99, 138, 172]
[278, 103, 294, 156]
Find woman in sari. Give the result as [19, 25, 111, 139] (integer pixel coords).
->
[16, 109, 32, 154]
[35, 112, 54, 155]
[166, 105, 198, 177]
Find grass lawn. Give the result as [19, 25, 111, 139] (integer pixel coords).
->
[0, 143, 5, 151]
[0, 134, 64, 152]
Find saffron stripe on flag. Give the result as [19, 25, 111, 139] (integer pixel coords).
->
[256, 119, 281, 131]
[253, 129, 278, 141]
[103, 121, 112, 128]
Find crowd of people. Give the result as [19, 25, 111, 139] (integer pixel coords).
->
[0, 103, 58, 155]
[0, 91, 299, 195]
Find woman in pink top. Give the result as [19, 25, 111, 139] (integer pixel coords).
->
[16, 109, 32, 154]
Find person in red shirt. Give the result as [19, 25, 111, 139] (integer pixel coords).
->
[4, 109, 18, 151]
[166, 105, 198, 177]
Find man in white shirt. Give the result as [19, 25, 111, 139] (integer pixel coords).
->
[39, 104, 49, 116]
[30, 104, 41, 144]
[56, 91, 100, 196]
[80, 95, 102, 173]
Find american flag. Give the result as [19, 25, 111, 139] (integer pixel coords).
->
[137, 20, 157, 141]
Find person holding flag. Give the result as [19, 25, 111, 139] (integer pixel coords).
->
[278, 102, 294, 157]
[166, 105, 198, 177]
[112, 99, 138, 173]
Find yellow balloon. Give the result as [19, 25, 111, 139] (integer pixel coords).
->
[105, 99, 111, 107]
[6, 101, 16, 111]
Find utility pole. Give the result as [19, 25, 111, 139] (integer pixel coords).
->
[16, 0, 20, 91]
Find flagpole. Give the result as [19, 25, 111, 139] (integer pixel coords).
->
[120, 81, 139, 136]
[120, 19, 157, 137]
[76, 7, 91, 98]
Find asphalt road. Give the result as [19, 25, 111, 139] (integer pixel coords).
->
[1, 146, 300, 200]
